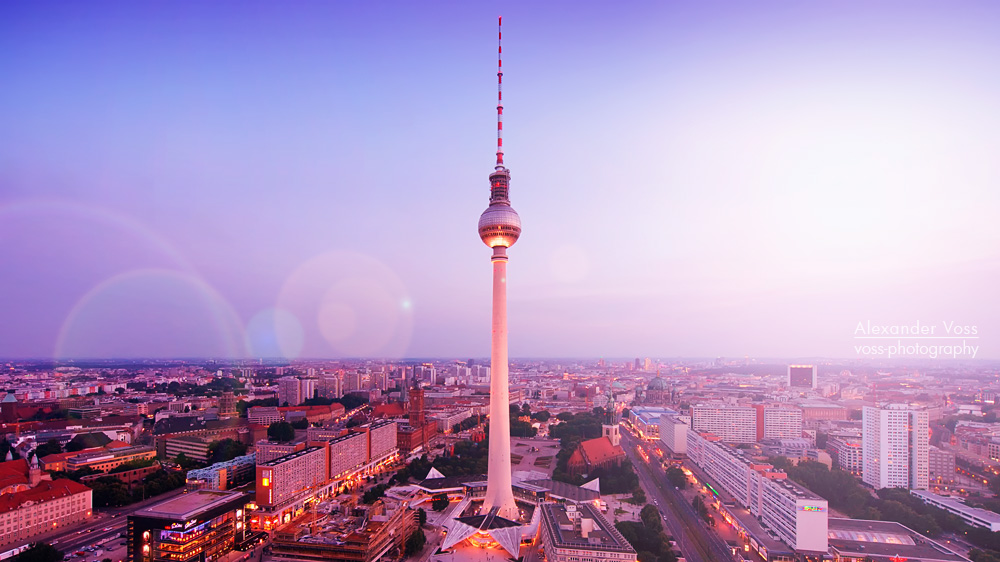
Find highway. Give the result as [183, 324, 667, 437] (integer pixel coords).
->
[621, 429, 734, 562]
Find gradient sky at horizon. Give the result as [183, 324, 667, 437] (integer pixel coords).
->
[2, 1, 999, 360]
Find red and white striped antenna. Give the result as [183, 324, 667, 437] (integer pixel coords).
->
[496, 16, 504, 168]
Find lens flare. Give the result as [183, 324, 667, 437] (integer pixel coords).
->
[245, 308, 304, 360]
[55, 269, 245, 360]
[277, 251, 413, 357]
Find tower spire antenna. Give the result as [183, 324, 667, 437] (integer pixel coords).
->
[496, 15, 504, 168]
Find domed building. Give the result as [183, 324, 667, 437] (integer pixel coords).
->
[645, 374, 670, 405]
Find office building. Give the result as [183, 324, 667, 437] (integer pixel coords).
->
[539, 502, 637, 562]
[787, 365, 817, 389]
[186, 453, 256, 491]
[686, 431, 828, 554]
[277, 377, 317, 407]
[911, 490, 1000, 531]
[328, 432, 368, 480]
[862, 404, 929, 490]
[658, 415, 688, 456]
[754, 405, 803, 440]
[629, 407, 676, 440]
[163, 436, 212, 463]
[248, 406, 281, 426]
[256, 446, 329, 510]
[690, 404, 756, 444]
[65, 445, 157, 473]
[826, 433, 863, 476]
[128, 490, 258, 562]
[929, 446, 956, 485]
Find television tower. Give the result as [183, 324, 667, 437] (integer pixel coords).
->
[478, 15, 521, 520]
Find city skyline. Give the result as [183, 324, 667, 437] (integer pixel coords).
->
[2, 2, 999, 360]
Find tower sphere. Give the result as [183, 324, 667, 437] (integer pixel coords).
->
[479, 204, 521, 248]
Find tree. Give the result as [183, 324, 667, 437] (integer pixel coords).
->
[417, 508, 427, 526]
[334, 394, 368, 411]
[665, 467, 687, 489]
[510, 404, 523, 419]
[531, 410, 551, 422]
[432, 493, 450, 511]
[267, 421, 295, 443]
[630, 488, 647, 505]
[0, 439, 20, 460]
[90, 477, 132, 507]
[208, 439, 249, 464]
[35, 438, 62, 458]
[290, 418, 309, 430]
[13, 543, 63, 562]
[640, 504, 663, 533]
[361, 484, 388, 504]
[174, 453, 203, 471]
[404, 529, 426, 556]
[989, 475, 1000, 497]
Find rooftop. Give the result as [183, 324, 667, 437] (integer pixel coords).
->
[911, 490, 1000, 524]
[541, 502, 635, 554]
[828, 518, 968, 562]
[260, 446, 324, 467]
[134, 490, 246, 521]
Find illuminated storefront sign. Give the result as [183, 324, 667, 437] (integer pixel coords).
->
[799, 505, 826, 512]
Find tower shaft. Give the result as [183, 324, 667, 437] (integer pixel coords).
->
[482, 246, 518, 519]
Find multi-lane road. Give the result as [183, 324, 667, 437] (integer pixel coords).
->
[621, 429, 734, 562]
[30, 486, 191, 558]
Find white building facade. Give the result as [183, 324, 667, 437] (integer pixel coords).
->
[862, 404, 929, 490]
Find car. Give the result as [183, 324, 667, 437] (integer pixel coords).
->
[104, 527, 113, 531]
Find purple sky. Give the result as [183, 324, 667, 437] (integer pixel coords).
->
[2, 2, 999, 360]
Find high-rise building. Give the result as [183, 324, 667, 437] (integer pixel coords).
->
[277, 377, 301, 406]
[299, 377, 317, 402]
[787, 365, 818, 389]
[658, 415, 689, 456]
[862, 404, 929, 490]
[277, 377, 316, 406]
[477, 16, 522, 521]
[753, 404, 803, 440]
[343, 371, 361, 393]
[320, 373, 343, 399]
[690, 404, 756, 444]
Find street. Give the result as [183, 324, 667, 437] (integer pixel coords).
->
[621, 429, 734, 562]
[16, 486, 191, 559]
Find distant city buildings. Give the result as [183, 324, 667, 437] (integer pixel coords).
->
[277, 376, 318, 406]
[787, 365, 817, 389]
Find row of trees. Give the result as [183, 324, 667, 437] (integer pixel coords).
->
[615, 504, 678, 562]
[393, 440, 490, 484]
[89, 468, 186, 507]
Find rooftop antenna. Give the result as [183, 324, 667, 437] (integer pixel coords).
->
[496, 16, 504, 168]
